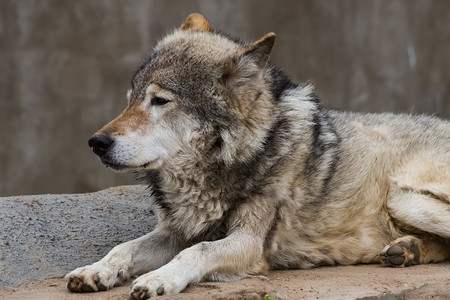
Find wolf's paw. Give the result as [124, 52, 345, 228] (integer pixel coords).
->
[379, 237, 421, 267]
[130, 271, 185, 299]
[66, 263, 124, 293]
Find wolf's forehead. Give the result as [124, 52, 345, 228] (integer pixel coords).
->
[157, 30, 240, 59]
[152, 31, 240, 74]
[131, 30, 241, 92]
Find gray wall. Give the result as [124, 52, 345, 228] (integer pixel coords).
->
[1, 0, 449, 196]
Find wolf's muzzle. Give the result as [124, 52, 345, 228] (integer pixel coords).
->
[88, 134, 114, 157]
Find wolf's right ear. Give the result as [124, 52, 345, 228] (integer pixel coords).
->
[180, 13, 211, 32]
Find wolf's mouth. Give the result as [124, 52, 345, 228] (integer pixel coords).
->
[100, 159, 153, 171]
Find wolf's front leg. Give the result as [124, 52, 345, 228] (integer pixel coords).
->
[129, 230, 265, 299]
[66, 228, 182, 292]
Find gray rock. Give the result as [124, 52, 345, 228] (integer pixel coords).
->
[0, 185, 156, 288]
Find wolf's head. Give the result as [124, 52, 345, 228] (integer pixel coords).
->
[88, 13, 278, 171]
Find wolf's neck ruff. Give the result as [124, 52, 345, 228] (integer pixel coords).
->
[139, 86, 327, 243]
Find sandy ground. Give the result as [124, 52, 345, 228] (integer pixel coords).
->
[1, 263, 449, 300]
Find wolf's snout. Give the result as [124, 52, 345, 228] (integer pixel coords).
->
[88, 134, 114, 156]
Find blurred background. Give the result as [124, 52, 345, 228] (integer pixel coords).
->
[1, 0, 449, 196]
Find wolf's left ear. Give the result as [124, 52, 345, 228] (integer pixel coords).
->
[180, 13, 211, 32]
[221, 33, 276, 86]
[240, 32, 276, 69]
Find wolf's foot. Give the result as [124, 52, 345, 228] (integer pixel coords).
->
[379, 236, 421, 267]
[66, 263, 125, 292]
[130, 269, 185, 299]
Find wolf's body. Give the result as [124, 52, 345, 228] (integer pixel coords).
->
[66, 14, 450, 299]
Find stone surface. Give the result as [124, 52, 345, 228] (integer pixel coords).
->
[1, 0, 450, 196]
[1, 264, 449, 299]
[0, 185, 156, 288]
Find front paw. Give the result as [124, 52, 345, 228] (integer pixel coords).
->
[130, 271, 185, 299]
[66, 263, 125, 293]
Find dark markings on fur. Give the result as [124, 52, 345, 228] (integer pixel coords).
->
[255, 90, 263, 101]
[322, 136, 340, 195]
[195, 213, 229, 243]
[267, 64, 297, 101]
[212, 136, 223, 150]
[311, 109, 323, 153]
[308, 94, 321, 104]
[305, 105, 340, 199]
[227, 117, 291, 205]
[140, 170, 171, 215]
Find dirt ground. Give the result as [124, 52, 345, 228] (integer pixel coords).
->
[1, 263, 449, 300]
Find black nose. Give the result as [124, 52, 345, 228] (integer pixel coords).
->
[88, 134, 114, 156]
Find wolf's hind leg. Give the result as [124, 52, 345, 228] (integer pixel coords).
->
[383, 188, 450, 267]
[388, 191, 450, 239]
[379, 235, 450, 267]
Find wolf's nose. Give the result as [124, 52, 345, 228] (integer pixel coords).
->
[88, 134, 114, 156]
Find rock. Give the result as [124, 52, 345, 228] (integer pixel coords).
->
[0, 185, 156, 288]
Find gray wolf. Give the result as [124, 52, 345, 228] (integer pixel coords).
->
[66, 13, 450, 299]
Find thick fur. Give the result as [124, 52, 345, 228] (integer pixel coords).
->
[66, 13, 450, 299]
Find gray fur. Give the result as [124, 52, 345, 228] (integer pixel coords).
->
[67, 14, 450, 299]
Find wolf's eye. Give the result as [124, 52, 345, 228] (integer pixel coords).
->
[151, 97, 171, 106]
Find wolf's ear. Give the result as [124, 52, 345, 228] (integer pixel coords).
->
[180, 13, 211, 32]
[221, 33, 276, 85]
[240, 32, 276, 69]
